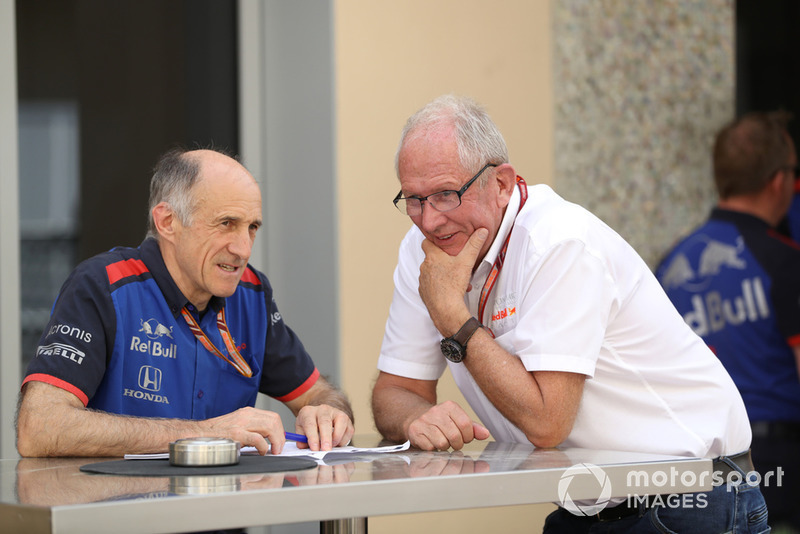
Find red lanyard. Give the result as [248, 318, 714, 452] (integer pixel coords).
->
[477, 176, 528, 325]
[181, 307, 253, 377]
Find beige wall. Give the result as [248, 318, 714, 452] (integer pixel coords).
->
[334, 0, 555, 531]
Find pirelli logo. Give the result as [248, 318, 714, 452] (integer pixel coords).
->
[37, 343, 85, 365]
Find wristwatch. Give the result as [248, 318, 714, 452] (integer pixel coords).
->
[440, 317, 482, 363]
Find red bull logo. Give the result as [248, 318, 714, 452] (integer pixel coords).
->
[139, 318, 174, 340]
[491, 307, 516, 322]
[683, 277, 770, 336]
[661, 253, 694, 289]
[699, 240, 746, 276]
[660, 238, 747, 292]
[130, 337, 178, 358]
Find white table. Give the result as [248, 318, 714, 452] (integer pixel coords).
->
[0, 438, 712, 534]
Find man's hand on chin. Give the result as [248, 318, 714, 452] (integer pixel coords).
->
[419, 228, 489, 335]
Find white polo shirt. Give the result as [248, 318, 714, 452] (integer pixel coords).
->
[378, 183, 751, 458]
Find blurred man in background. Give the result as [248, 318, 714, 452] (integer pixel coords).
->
[658, 110, 800, 532]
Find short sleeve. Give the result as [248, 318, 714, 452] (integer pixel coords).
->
[259, 280, 319, 401]
[377, 229, 447, 380]
[512, 238, 617, 377]
[22, 256, 117, 405]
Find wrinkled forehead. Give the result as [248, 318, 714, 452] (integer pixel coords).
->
[399, 126, 464, 173]
[192, 158, 261, 212]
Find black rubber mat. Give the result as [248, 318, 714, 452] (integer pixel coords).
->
[80, 455, 318, 476]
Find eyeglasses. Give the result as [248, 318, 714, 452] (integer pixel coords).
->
[393, 163, 498, 216]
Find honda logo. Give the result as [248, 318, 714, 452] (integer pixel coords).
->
[138, 365, 162, 392]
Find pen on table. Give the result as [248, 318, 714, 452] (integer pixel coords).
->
[284, 432, 308, 444]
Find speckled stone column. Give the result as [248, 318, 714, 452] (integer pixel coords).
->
[553, 0, 733, 268]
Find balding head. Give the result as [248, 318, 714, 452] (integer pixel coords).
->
[147, 147, 255, 240]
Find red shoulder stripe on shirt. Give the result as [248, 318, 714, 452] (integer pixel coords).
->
[766, 228, 800, 250]
[274, 368, 320, 402]
[22, 374, 90, 406]
[240, 267, 261, 286]
[106, 258, 149, 285]
[788, 334, 800, 348]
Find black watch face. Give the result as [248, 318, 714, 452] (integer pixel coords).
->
[440, 338, 465, 363]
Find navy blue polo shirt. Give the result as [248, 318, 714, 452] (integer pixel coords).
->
[787, 190, 800, 242]
[23, 238, 319, 419]
[656, 209, 800, 423]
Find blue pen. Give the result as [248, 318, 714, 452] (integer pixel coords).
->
[284, 431, 308, 444]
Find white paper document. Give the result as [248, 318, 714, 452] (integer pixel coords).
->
[260, 440, 410, 460]
[124, 440, 410, 464]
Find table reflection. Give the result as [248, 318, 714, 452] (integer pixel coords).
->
[9, 440, 590, 508]
[13, 456, 360, 506]
[370, 449, 491, 480]
[16, 457, 169, 506]
[1, 440, 713, 534]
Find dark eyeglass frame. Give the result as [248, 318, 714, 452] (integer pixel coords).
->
[393, 163, 498, 216]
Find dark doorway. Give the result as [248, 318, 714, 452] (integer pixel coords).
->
[736, 0, 800, 143]
[16, 0, 239, 258]
[16, 0, 238, 367]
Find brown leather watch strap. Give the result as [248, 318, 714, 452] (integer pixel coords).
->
[452, 317, 482, 348]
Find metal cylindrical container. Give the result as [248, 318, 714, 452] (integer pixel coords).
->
[169, 437, 241, 467]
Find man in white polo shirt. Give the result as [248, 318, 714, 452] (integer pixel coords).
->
[371, 94, 769, 533]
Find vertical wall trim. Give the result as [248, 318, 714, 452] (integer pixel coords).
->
[238, 0, 268, 269]
[238, 1, 339, 422]
[0, 1, 22, 459]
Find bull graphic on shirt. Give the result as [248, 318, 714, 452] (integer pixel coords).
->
[660, 253, 695, 290]
[698, 239, 746, 276]
[660, 237, 747, 291]
[139, 318, 174, 340]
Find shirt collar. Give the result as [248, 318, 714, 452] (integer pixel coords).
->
[140, 237, 225, 318]
[477, 177, 525, 272]
[710, 207, 772, 230]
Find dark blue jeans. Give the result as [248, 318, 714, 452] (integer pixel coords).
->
[751, 431, 800, 531]
[543, 477, 770, 533]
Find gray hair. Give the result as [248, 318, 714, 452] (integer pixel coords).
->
[146, 148, 203, 239]
[395, 94, 509, 184]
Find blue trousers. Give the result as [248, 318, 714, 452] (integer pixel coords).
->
[543, 477, 770, 533]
